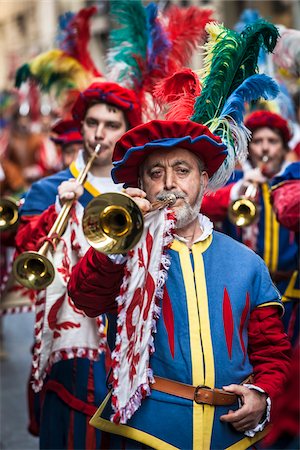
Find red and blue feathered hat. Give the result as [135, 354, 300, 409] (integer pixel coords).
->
[112, 20, 281, 189]
[245, 110, 292, 143]
[51, 119, 83, 146]
[71, 81, 142, 129]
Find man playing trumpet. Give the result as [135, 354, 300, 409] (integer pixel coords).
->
[14, 81, 142, 449]
[69, 118, 291, 449]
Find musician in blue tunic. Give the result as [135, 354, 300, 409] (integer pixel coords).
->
[69, 119, 291, 450]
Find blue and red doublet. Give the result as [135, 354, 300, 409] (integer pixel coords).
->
[69, 231, 291, 450]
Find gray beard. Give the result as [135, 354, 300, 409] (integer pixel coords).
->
[156, 187, 204, 229]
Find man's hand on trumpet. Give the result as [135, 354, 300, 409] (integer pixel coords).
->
[122, 187, 152, 214]
[243, 167, 267, 185]
[58, 179, 84, 206]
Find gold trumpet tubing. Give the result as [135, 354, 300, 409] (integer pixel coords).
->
[46, 144, 101, 245]
[13, 144, 101, 290]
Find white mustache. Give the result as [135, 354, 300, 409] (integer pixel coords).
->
[156, 190, 187, 202]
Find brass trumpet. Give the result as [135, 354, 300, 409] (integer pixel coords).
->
[82, 192, 176, 254]
[12, 145, 101, 290]
[0, 197, 22, 231]
[228, 183, 258, 227]
[228, 156, 270, 227]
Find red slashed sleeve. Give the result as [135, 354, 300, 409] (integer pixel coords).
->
[271, 180, 300, 232]
[247, 305, 292, 402]
[14, 205, 58, 256]
[68, 247, 124, 317]
[201, 183, 233, 222]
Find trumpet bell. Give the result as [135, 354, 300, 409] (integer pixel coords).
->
[12, 251, 55, 290]
[83, 192, 144, 254]
[228, 198, 258, 227]
[0, 198, 19, 231]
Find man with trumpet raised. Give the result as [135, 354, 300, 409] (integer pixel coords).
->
[69, 116, 292, 449]
[68, 18, 296, 447]
[14, 81, 142, 449]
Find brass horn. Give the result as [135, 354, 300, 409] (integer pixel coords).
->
[0, 197, 21, 231]
[83, 192, 176, 254]
[228, 183, 258, 227]
[12, 145, 101, 290]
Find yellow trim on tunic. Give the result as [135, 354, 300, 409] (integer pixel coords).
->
[90, 392, 179, 450]
[263, 183, 272, 269]
[193, 242, 215, 450]
[176, 241, 204, 450]
[225, 428, 268, 449]
[69, 161, 101, 197]
[262, 183, 279, 272]
[172, 235, 214, 450]
[282, 270, 300, 302]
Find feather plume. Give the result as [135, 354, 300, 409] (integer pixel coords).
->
[191, 20, 279, 125]
[15, 6, 101, 98]
[162, 6, 214, 74]
[15, 50, 92, 95]
[207, 74, 279, 190]
[154, 69, 201, 120]
[57, 6, 101, 76]
[106, 0, 148, 89]
[218, 74, 279, 126]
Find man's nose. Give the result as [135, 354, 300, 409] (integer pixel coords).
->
[95, 124, 105, 140]
[164, 170, 176, 190]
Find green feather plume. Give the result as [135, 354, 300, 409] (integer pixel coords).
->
[191, 20, 279, 125]
[107, 0, 148, 88]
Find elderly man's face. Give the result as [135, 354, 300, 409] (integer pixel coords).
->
[140, 147, 208, 228]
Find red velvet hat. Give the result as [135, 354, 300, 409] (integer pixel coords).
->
[51, 120, 83, 146]
[245, 111, 292, 143]
[71, 81, 142, 129]
[112, 120, 228, 187]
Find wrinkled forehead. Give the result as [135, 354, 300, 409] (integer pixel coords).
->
[142, 147, 200, 169]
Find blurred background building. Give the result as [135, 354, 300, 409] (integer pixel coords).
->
[0, 0, 299, 91]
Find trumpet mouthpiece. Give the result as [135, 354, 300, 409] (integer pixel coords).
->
[94, 144, 101, 154]
[167, 194, 176, 206]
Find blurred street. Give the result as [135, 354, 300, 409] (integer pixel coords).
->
[0, 312, 39, 450]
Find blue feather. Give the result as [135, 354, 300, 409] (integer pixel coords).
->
[146, 3, 170, 71]
[220, 74, 279, 124]
[234, 9, 261, 33]
[56, 12, 75, 50]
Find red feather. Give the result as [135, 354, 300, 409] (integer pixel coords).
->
[154, 69, 201, 120]
[62, 7, 101, 77]
[163, 6, 214, 74]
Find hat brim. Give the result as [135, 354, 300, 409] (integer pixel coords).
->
[112, 135, 227, 187]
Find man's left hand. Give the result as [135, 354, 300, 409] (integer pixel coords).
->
[220, 384, 267, 433]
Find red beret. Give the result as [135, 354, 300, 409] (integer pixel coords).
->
[245, 111, 292, 143]
[51, 120, 82, 146]
[71, 82, 142, 129]
[112, 120, 227, 187]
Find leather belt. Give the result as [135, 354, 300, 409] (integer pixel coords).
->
[270, 270, 294, 283]
[151, 376, 237, 406]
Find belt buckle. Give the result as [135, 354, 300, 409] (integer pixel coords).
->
[194, 385, 212, 405]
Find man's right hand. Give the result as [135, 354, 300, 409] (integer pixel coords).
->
[58, 178, 84, 206]
[123, 187, 152, 214]
[244, 167, 267, 185]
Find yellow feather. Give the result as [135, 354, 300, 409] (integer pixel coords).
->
[199, 23, 226, 79]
